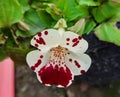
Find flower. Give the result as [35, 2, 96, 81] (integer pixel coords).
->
[26, 28, 91, 88]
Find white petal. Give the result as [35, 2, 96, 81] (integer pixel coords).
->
[31, 29, 60, 51]
[26, 50, 50, 72]
[60, 31, 88, 53]
[65, 52, 91, 75]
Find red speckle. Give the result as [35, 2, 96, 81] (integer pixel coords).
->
[36, 37, 46, 45]
[34, 37, 36, 40]
[74, 60, 81, 68]
[78, 36, 82, 40]
[30, 60, 42, 71]
[35, 59, 42, 67]
[69, 58, 72, 62]
[66, 43, 69, 45]
[40, 55, 43, 58]
[35, 44, 38, 47]
[66, 38, 70, 41]
[31, 66, 35, 71]
[38, 32, 42, 37]
[44, 31, 48, 35]
[38, 64, 72, 87]
[72, 38, 78, 42]
[80, 70, 86, 74]
[38, 49, 41, 51]
[72, 41, 79, 47]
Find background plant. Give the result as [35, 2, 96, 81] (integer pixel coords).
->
[0, 0, 120, 61]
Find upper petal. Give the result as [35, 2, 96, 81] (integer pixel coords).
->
[65, 52, 91, 75]
[26, 50, 50, 72]
[31, 29, 60, 51]
[60, 31, 88, 53]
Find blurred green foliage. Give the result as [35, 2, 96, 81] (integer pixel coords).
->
[0, 0, 120, 61]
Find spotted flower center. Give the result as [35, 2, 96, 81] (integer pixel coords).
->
[49, 45, 69, 66]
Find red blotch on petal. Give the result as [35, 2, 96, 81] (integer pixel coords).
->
[40, 55, 43, 58]
[74, 60, 81, 68]
[72, 38, 78, 42]
[31, 66, 35, 71]
[66, 38, 70, 41]
[72, 41, 79, 47]
[38, 32, 42, 37]
[35, 60, 42, 67]
[66, 43, 69, 45]
[38, 64, 73, 87]
[78, 36, 82, 40]
[31, 60, 42, 71]
[36, 37, 46, 45]
[80, 70, 86, 74]
[69, 58, 72, 62]
[44, 31, 48, 35]
[35, 44, 38, 47]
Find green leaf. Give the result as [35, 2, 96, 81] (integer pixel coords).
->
[0, 47, 8, 61]
[84, 19, 96, 34]
[110, 7, 120, 22]
[31, 0, 55, 2]
[16, 30, 31, 37]
[0, 0, 23, 28]
[24, 9, 45, 35]
[37, 10, 54, 28]
[94, 22, 120, 46]
[77, 0, 100, 6]
[46, 4, 62, 20]
[0, 33, 6, 44]
[18, 0, 30, 12]
[110, 0, 120, 3]
[92, 2, 119, 23]
[57, 0, 88, 21]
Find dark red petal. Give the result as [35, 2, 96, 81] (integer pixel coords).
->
[38, 65, 73, 87]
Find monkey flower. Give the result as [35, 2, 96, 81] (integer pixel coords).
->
[26, 28, 91, 88]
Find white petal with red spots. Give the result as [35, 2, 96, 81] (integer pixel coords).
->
[26, 28, 91, 88]
[26, 50, 50, 72]
[31, 29, 60, 51]
[60, 31, 88, 53]
[65, 53, 91, 75]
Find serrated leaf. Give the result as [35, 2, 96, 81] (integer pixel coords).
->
[0, 0, 23, 28]
[94, 22, 120, 46]
[77, 0, 100, 6]
[92, 2, 119, 23]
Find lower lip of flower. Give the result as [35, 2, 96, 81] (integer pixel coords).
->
[38, 64, 73, 87]
[37, 45, 73, 87]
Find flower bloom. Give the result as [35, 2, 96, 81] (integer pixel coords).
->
[26, 28, 91, 88]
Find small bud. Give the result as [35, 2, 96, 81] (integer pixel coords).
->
[68, 18, 85, 35]
[54, 18, 67, 29]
